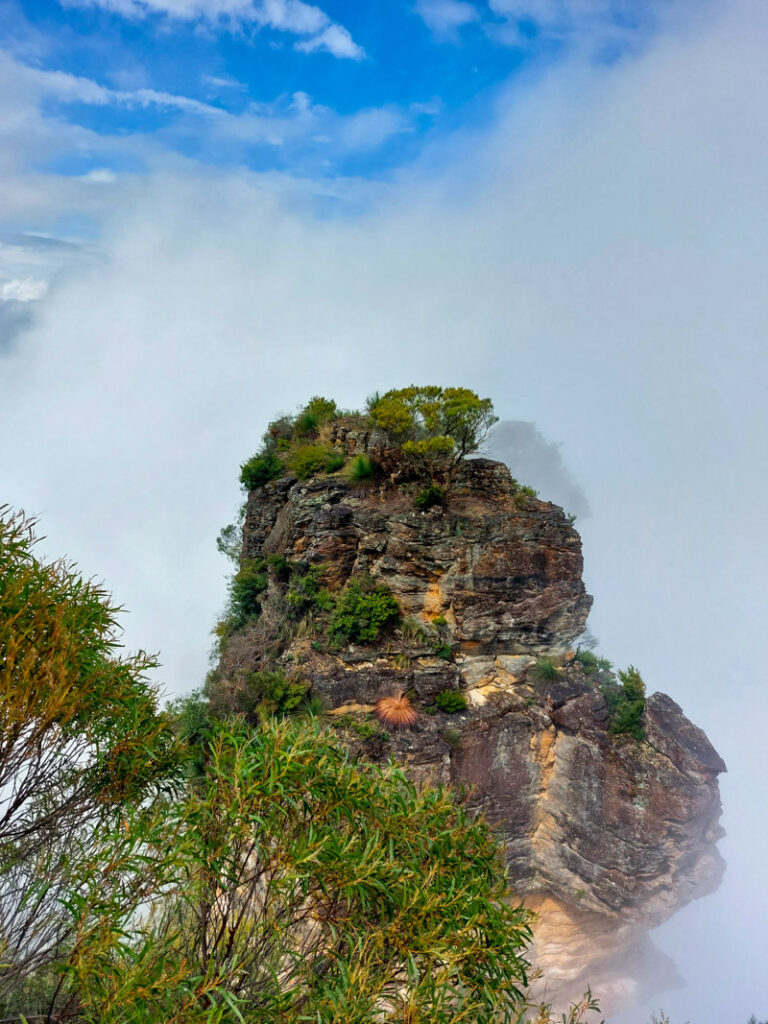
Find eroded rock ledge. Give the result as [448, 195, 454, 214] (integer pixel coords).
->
[223, 455, 725, 1013]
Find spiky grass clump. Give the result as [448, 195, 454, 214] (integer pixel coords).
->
[347, 454, 376, 482]
[375, 691, 418, 729]
[530, 656, 560, 684]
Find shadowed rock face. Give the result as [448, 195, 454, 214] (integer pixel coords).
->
[229, 454, 725, 1014]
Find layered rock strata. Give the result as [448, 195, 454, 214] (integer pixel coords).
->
[224, 452, 725, 1013]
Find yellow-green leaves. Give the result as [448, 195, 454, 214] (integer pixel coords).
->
[371, 385, 498, 483]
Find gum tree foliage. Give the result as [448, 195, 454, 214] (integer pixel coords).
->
[0, 507, 181, 1011]
[78, 711, 536, 1024]
[370, 386, 498, 481]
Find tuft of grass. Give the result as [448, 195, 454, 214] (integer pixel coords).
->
[530, 656, 560, 684]
[576, 649, 599, 674]
[347, 454, 376, 482]
[296, 694, 328, 719]
[401, 617, 429, 644]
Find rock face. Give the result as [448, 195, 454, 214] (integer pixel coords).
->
[225, 452, 725, 1014]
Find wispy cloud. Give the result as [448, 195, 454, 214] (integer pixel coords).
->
[0, 48, 419, 203]
[418, 0, 664, 48]
[414, 0, 480, 39]
[58, 0, 366, 59]
[294, 24, 365, 60]
[0, 277, 48, 301]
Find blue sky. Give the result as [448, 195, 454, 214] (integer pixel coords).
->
[1, 0, 668, 188]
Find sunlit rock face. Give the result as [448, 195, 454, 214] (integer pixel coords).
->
[229, 450, 725, 1014]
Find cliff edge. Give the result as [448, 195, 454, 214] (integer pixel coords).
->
[213, 426, 725, 1014]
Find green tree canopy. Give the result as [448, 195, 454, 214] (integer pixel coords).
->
[370, 386, 498, 481]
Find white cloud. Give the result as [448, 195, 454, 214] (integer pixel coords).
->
[294, 24, 365, 59]
[0, 277, 48, 301]
[0, 49, 410, 204]
[82, 167, 118, 183]
[414, 0, 479, 38]
[333, 106, 412, 150]
[256, 0, 326, 34]
[59, 0, 365, 58]
[202, 73, 248, 91]
[418, 0, 671, 47]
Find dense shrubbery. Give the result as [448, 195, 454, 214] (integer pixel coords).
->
[434, 689, 468, 713]
[284, 563, 334, 617]
[415, 483, 446, 510]
[229, 556, 269, 624]
[287, 443, 345, 480]
[238, 395, 349, 492]
[97, 715, 537, 1024]
[237, 669, 309, 719]
[237, 386, 498, 497]
[328, 576, 401, 645]
[240, 449, 284, 489]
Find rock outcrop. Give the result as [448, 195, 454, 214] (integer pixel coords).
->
[221, 445, 725, 1014]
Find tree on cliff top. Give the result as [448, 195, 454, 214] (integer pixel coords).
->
[370, 385, 498, 481]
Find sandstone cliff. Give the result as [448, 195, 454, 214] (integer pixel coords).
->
[216, 432, 725, 1014]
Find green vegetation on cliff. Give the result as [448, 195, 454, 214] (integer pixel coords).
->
[2, 506, 601, 1023]
[237, 385, 498, 496]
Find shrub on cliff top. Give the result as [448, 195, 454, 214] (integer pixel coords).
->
[240, 450, 284, 490]
[287, 443, 345, 480]
[239, 386, 498, 492]
[294, 395, 337, 437]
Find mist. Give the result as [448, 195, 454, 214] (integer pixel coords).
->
[2, 0, 767, 1018]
